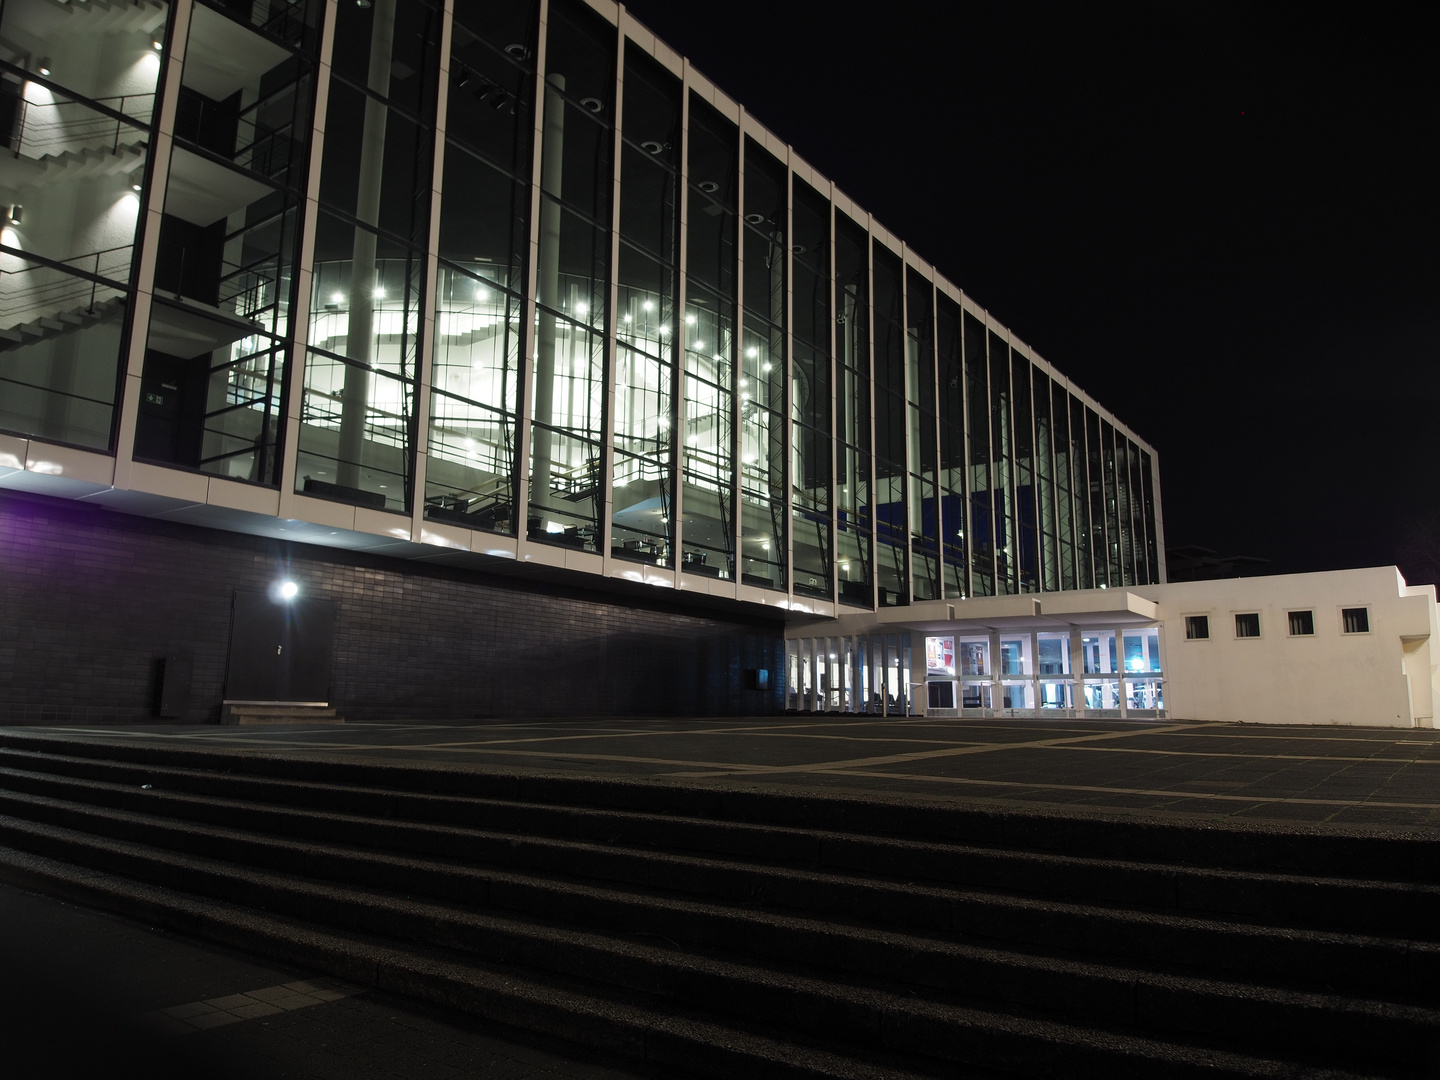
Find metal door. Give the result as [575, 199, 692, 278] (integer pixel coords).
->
[225, 591, 336, 702]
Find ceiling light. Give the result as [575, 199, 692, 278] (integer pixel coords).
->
[373, 287, 386, 299]
[697, 180, 719, 194]
[152, 39, 163, 50]
[37, 58, 51, 75]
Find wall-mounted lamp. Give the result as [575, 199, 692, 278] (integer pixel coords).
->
[5, 205, 21, 225]
[279, 580, 299, 600]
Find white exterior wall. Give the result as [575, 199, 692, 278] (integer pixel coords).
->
[1134, 568, 1438, 729]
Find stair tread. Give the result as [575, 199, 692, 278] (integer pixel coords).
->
[2, 733, 1436, 1079]
[0, 834, 1395, 1080]
[1, 751, 1433, 908]
[1, 787, 1437, 1043]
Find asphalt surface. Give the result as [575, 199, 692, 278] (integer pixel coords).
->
[0, 880, 656, 1080]
[19, 714, 1440, 830]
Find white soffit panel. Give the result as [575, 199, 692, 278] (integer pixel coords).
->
[164, 146, 272, 226]
[181, 3, 291, 101]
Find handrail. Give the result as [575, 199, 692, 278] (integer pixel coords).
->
[0, 243, 132, 319]
[9, 92, 153, 158]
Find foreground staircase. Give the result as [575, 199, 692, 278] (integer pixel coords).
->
[0, 729, 1436, 1078]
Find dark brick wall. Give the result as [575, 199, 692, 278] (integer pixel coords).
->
[0, 493, 786, 724]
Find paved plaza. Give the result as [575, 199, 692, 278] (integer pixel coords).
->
[29, 715, 1440, 830]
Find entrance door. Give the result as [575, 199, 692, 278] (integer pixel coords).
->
[225, 591, 336, 702]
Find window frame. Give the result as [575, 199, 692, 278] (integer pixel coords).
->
[1233, 612, 1261, 639]
[1287, 610, 1315, 637]
[1340, 607, 1371, 635]
[1183, 614, 1209, 641]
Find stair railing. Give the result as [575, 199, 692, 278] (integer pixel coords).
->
[10, 92, 153, 160]
[0, 243, 132, 326]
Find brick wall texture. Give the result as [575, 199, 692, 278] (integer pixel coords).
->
[0, 493, 786, 724]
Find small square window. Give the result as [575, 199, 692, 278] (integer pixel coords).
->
[1185, 615, 1209, 640]
[1235, 613, 1261, 638]
[1288, 610, 1315, 636]
[1342, 607, 1370, 634]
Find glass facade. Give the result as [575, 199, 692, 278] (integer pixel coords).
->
[0, 0, 1160, 614]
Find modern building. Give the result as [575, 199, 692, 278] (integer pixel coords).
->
[1, 0, 1430, 727]
[787, 567, 1439, 727]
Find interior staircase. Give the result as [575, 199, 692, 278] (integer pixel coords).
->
[43, 0, 169, 36]
[0, 729, 1435, 1078]
[0, 142, 147, 190]
[0, 296, 125, 351]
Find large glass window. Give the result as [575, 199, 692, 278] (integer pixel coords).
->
[989, 331, 1016, 594]
[1033, 367, 1058, 592]
[871, 243, 906, 604]
[0, 0, 174, 449]
[936, 295, 966, 598]
[1140, 448, 1159, 584]
[737, 137, 786, 590]
[678, 94, 737, 579]
[1101, 418, 1123, 587]
[834, 212, 872, 606]
[1012, 349, 1038, 592]
[425, 0, 537, 533]
[964, 313, 992, 596]
[527, 0, 614, 546]
[611, 43, 679, 565]
[137, 1, 322, 483]
[1085, 407, 1107, 587]
[298, 0, 442, 511]
[1051, 381, 1076, 590]
[905, 268, 938, 600]
[1071, 394, 1095, 589]
[790, 179, 831, 599]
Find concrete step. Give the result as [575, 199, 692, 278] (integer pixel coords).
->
[1, 779, 1439, 1077]
[1, 747, 1436, 945]
[219, 704, 343, 725]
[2, 732, 1439, 1076]
[6, 760, 1431, 1006]
[0, 844, 948, 1080]
[0, 816, 1420, 1080]
[4, 731, 1435, 885]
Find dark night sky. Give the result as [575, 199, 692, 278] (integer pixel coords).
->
[618, 1, 1439, 583]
